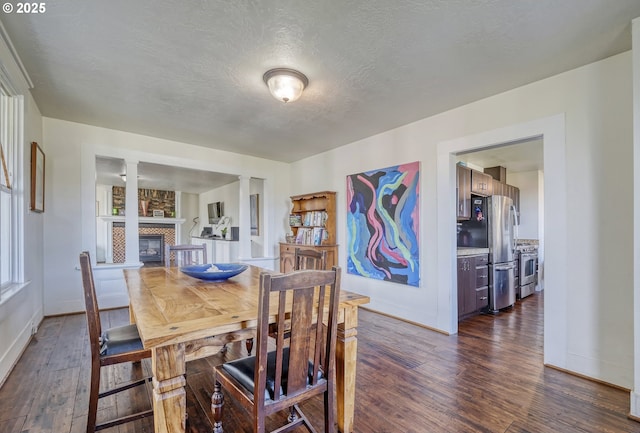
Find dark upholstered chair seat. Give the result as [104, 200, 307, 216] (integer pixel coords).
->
[100, 324, 145, 356]
[221, 347, 324, 401]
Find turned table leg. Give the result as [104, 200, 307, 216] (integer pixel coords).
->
[211, 382, 224, 433]
[336, 305, 359, 433]
[246, 337, 254, 355]
[152, 343, 187, 433]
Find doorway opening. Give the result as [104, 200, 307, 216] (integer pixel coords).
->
[436, 113, 567, 367]
[454, 138, 544, 318]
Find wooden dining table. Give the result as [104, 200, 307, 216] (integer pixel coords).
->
[124, 264, 370, 433]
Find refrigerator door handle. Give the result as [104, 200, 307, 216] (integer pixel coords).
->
[494, 263, 516, 271]
[510, 204, 519, 251]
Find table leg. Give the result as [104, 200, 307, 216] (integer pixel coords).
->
[336, 305, 359, 433]
[151, 343, 187, 433]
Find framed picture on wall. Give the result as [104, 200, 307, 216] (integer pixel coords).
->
[250, 194, 259, 236]
[30, 141, 45, 213]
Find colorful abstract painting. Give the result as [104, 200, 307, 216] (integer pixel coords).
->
[346, 162, 420, 286]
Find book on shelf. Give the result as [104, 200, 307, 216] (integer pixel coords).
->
[312, 227, 324, 245]
[289, 214, 302, 226]
[302, 211, 327, 227]
[294, 227, 326, 245]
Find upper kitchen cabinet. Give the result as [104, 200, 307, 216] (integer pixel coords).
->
[504, 184, 520, 212]
[456, 164, 471, 220]
[492, 179, 505, 196]
[471, 169, 493, 196]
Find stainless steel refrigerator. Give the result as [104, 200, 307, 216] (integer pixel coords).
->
[486, 195, 518, 312]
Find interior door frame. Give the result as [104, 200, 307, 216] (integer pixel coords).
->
[436, 113, 566, 368]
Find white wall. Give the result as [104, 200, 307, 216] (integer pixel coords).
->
[509, 170, 545, 290]
[0, 41, 44, 384]
[509, 170, 541, 240]
[180, 192, 199, 242]
[290, 51, 634, 389]
[630, 16, 640, 419]
[42, 118, 290, 315]
[199, 181, 240, 237]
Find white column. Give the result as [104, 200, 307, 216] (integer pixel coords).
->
[261, 179, 271, 258]
[630, 15, 640, 420]
[124, 160, 140, 265]
[175, 191, 182, 244]
[238, 175, 251, 260]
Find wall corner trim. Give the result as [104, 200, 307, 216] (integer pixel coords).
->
[0, 20, 33, 89]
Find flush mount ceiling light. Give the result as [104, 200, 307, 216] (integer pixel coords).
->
[263, 68, 309, 103]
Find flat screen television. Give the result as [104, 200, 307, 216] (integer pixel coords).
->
[208, 201, 224, 224]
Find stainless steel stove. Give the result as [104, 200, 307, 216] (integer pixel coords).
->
[517, 244, 538, 298]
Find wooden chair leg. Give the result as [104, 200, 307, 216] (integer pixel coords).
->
[287, 406, 298, 423]
[324, 385, 336, 433]
[86, 361, 101, 433]
[211, 382, 224, 433]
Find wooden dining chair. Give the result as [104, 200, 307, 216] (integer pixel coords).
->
[164, 243, 207, 267]
[79, 251, 153, 433]
[294, 248, 327, 270]
[245, 248, 327, 357]
[212, 266, 341, 433]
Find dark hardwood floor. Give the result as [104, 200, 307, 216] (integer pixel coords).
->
[0, 292, 637, 433]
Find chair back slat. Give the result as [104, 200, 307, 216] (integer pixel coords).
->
[294, 248, 327, 271]
[287, 286, 315, 394]
[164, 243, 207, 267]
[79, 251, 102, 363]
[311, 284, 327, 385]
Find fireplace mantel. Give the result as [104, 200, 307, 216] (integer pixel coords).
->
[100, 216, 186, 224]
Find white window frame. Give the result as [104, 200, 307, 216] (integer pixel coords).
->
[0, 64, 25, 301]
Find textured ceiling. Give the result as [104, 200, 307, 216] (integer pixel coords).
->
[1, 0, 639, 165]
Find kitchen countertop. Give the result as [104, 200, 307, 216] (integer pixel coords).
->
[457, 247, 489, 256]
[516, 239, 539, 251]
[517, 239, 539, 245]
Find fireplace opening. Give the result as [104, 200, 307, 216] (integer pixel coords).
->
[140, 234, 164, 263]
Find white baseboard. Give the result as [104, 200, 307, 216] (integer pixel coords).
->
[97, 292, 130, 309]
[631, 390, 640, 419]
[0, 307, 42, 387]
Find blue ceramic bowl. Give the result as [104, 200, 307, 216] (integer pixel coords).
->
[180, 263, 248, 281]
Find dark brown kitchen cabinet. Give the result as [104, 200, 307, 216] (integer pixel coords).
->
[475, 255, 489, 311]
[505, 184, 514, 202]
[492, 179, 505, 196]
[458, 254, 489, 320]
[456, 164, 471, 220]
[457, 256, 475, 318]
[471, 169, 493, 196]
[491, 180, 520, 218]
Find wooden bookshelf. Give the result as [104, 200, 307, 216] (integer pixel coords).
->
[280, 191, 338, 273]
